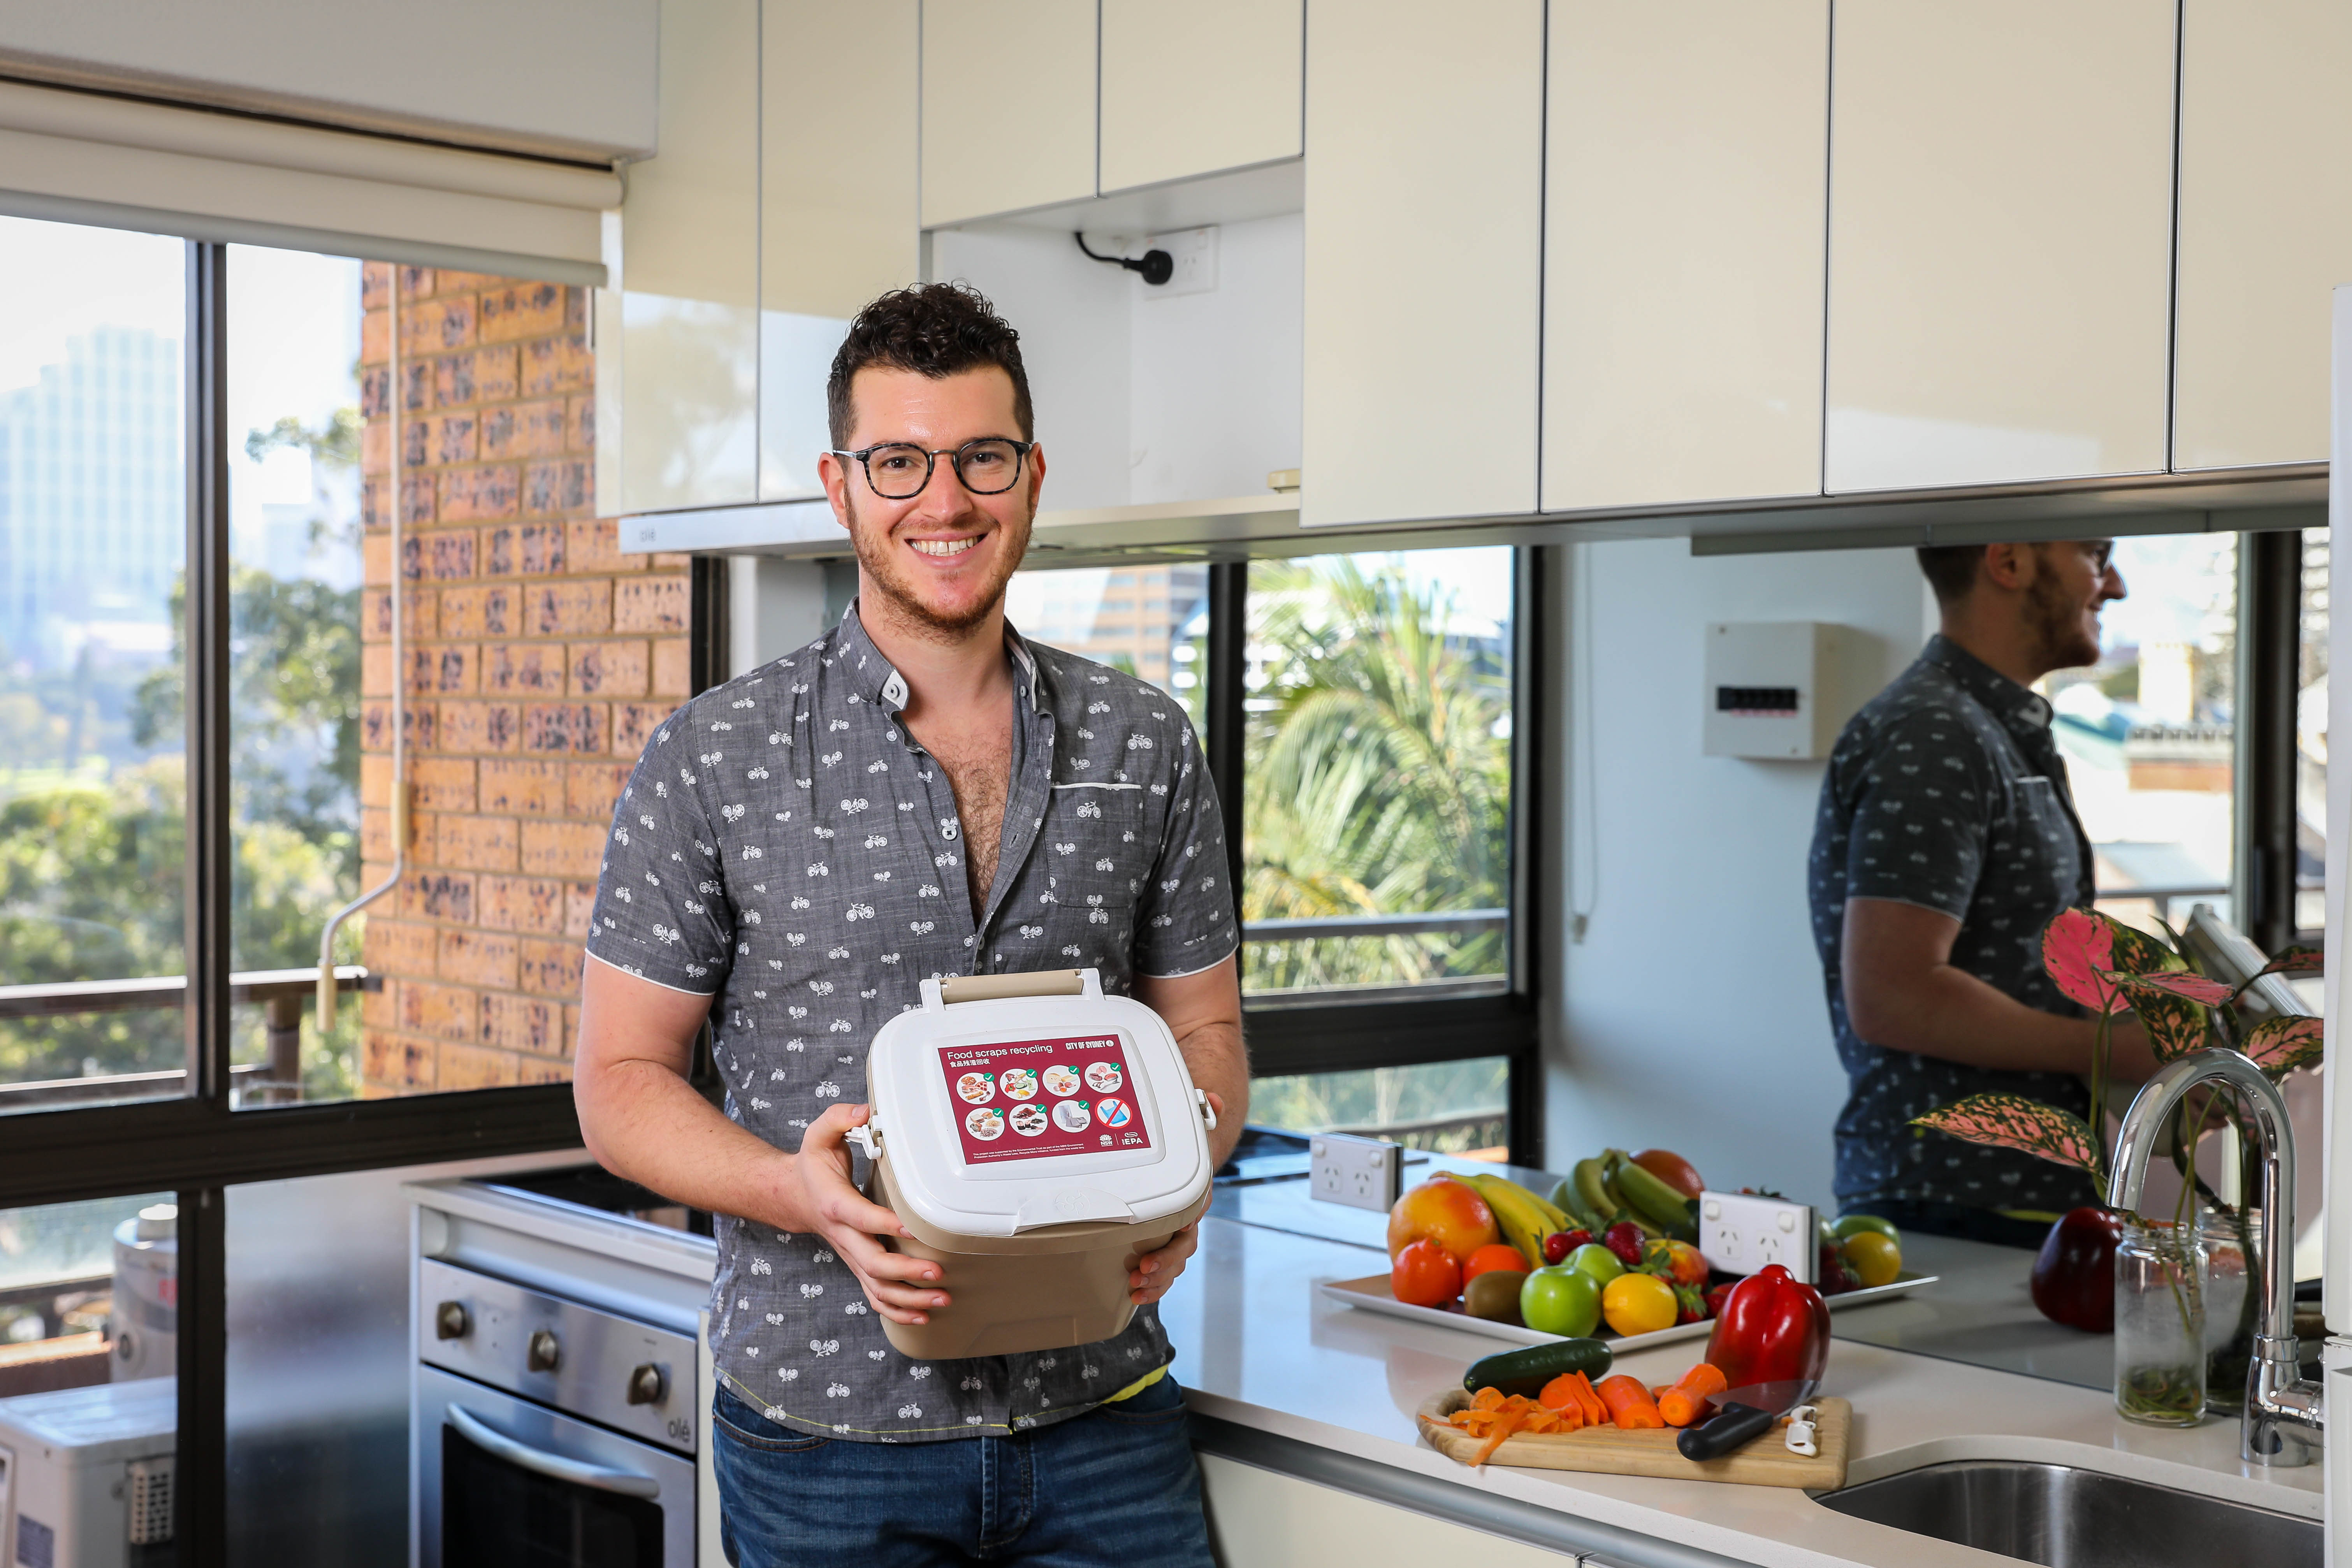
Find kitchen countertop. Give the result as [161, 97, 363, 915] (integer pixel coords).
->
[1163, 1200, 2322, 1568]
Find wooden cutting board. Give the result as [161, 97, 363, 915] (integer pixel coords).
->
[1416, 1388, 1850, 1490]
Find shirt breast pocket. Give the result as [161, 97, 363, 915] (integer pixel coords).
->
[2011, 775, 2082, 865]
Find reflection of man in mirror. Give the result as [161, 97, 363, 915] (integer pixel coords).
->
[1810, 541, 2159, 1248]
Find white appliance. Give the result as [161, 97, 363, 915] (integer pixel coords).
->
[106, 1207, 175, 1385]
[0, 1378, 174, 1568]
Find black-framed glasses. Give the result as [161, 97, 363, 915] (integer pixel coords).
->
[830, 438, 1034, 500]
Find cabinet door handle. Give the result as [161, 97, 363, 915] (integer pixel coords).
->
[446, 1405, 661, 1499]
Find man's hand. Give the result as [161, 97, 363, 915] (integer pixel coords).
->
[1126, 1090, 1222, 1304]
[787, 1103, 954, 1327]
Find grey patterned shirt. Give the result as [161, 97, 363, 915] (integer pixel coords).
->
[586, 604, 1237, 1441]
[1809, 635, 2097, 1215]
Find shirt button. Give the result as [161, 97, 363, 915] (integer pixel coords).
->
[942, 823, 959, 841]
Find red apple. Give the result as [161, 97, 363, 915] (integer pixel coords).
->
[1386, 1175, 1499, 1263]
[2031, 1206, 2123, 1333]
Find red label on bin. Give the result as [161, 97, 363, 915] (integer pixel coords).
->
[938, 1034, 1154, 1164]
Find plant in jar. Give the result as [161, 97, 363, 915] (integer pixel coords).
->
[1904, 910, 2322, 1421]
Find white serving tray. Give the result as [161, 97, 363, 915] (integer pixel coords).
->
[1319, 1269, 1941, 1353]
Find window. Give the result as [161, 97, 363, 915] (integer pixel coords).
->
[0, 1194, 174, 1396]
[1241, 549, 1516, 1001]
[1003, 564, 1210, 731]
[1248, 1058, 1510, 1156]
[2298, 529, 2326, 937]
[2046, 534, 2238, 933]
[0, 218, 190, 1109]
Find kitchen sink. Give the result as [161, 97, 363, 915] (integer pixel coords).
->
[1816, 1460, 2318, 1567]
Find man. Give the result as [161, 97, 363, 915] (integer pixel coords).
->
[1811, 539, 2158, 1247]
[573, 283, 1246, 1566]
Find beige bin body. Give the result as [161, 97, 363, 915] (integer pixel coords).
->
[853, 968, 1217, 1362]
[872, 1159, 1210, 1359]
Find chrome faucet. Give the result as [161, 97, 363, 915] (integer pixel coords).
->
[2109, 1048, 2323, 1465]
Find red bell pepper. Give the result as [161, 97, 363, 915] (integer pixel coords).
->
[1701, 1263, 1830, 1390]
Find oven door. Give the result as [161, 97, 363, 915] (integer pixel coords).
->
[417, 1364, 696, 1568]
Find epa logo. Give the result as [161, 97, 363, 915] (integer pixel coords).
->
[1099, 1134, 1113, 1146]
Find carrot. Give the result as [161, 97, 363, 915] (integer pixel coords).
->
[1597, 1374, 1665, 1429]
[1565, 1371, 1608, 1427]
[1471, 1407, 1528, 1465]
[1537, 1373, 1582, 1412]
[1657, 1362, 1729, 1428]
[1472, 1385, 1506, 1412]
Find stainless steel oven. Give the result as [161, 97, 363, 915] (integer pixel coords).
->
[415, 1258, 697, 1567]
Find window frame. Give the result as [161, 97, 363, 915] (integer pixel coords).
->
[1203, 548, 1545, 1167]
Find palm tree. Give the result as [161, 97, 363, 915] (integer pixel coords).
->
[1241, 558, 1512, 993]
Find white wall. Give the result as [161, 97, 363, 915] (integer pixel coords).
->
[930, 213, 1303, 512]
[1542, 538, 1935, 1208]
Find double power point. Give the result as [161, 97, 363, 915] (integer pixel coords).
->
[1310, 1132, 1403, 1213]
[1696, 1190, 1817, 1285]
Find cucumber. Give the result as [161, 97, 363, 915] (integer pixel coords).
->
[1461, 1337, 1614, 1399]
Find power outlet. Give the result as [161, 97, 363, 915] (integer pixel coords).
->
[1696, 1190, 1816, 1284]
[1146, 225, 1218, 296]
[1310, 1132, 1401, 1212]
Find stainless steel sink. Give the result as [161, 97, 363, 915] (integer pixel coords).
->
[1816, 1460, 2318, 1567]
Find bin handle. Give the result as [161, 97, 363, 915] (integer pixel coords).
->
[938, 969, 1098, 1005]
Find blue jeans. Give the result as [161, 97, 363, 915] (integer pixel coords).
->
[712, 1376, 1216, 1568]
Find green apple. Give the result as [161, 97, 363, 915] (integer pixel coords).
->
[1519, 1265, 1601, 1338]
[1568, 1242, 1624, 1286]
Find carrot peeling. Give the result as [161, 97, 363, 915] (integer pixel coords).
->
[1566, 1371, 1607, 1427]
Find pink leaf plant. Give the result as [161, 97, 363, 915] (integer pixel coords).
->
[1911, 1093, 2102, 1178]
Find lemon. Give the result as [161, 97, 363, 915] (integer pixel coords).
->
[1600, 1271, 1678, 1336]
[1842, 1230, 1902, 1288]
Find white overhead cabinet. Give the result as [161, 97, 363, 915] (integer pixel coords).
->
[2172, 0, 2352, 470]
[919, 0, 1098, 227]
[1301, 0, 1543, 529]
[1824, 0, 2176, 493]
[1099, 0, 1303, 194]
[1541, 0, 1828, 513]
[760, 0, 921, 499]
[615, 0, 761, 513]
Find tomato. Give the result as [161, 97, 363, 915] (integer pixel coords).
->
[1391, 1238, 1463, 1308]
[1462, 1244, 1532, 1283]
[1601, 1272, 1679, 1336]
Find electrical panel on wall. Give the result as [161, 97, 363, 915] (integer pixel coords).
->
[1702, 622, 1867, 761]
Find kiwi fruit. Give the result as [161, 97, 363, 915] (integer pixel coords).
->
[1464, 1268, 1528, 1325]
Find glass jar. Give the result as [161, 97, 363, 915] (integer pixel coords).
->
[2115, 1216, 2206, 1427]
[2198, 1207, 2257, 1417]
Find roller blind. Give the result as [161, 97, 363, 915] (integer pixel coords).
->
[0, 80, 621, 283]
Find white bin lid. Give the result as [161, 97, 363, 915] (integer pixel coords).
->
[860, 970, 1213, 1239]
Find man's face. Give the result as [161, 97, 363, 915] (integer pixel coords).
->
[2025, 540, 2125, 670]
[819, 366, 1042, 636]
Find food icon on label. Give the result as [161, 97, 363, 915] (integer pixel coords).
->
[998, 1067, 1039, 1100]
[1009, 1104, 1048, 1137]
[965, 1107, 1004, 1141]
[956, 1072, 996, 1104]
[1042, 1064, 1081, 1098]
[1052, 1099, 1092, 1134]
[1084, 1061, 1123, 1093]
[1095, 1098, 1132, 1130]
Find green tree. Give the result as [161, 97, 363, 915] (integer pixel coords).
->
[1240, 559, 1512, 993]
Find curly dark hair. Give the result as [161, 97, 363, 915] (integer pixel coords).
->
[826, 283, 1034, 448]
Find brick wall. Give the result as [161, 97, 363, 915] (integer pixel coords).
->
[355, 264, 691, 1097]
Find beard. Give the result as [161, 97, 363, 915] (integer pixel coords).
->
[2025, 556, 2101, 671]
[845, 489, 1032, 637]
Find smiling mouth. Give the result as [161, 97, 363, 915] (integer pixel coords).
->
[909, 535, 983, 558]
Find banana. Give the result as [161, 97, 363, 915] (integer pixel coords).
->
[1465, 1174, 1552, 1270]
[1599, 1157, 1665, 1239]
[1572, 1157, 1620, 1223]
[1612, 1156, 1702, 1242]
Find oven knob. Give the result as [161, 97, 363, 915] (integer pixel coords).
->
[434, 1302, 469, 1340]
[527, 1329, 561, 1373]
[626, 1363, 668, 1406]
